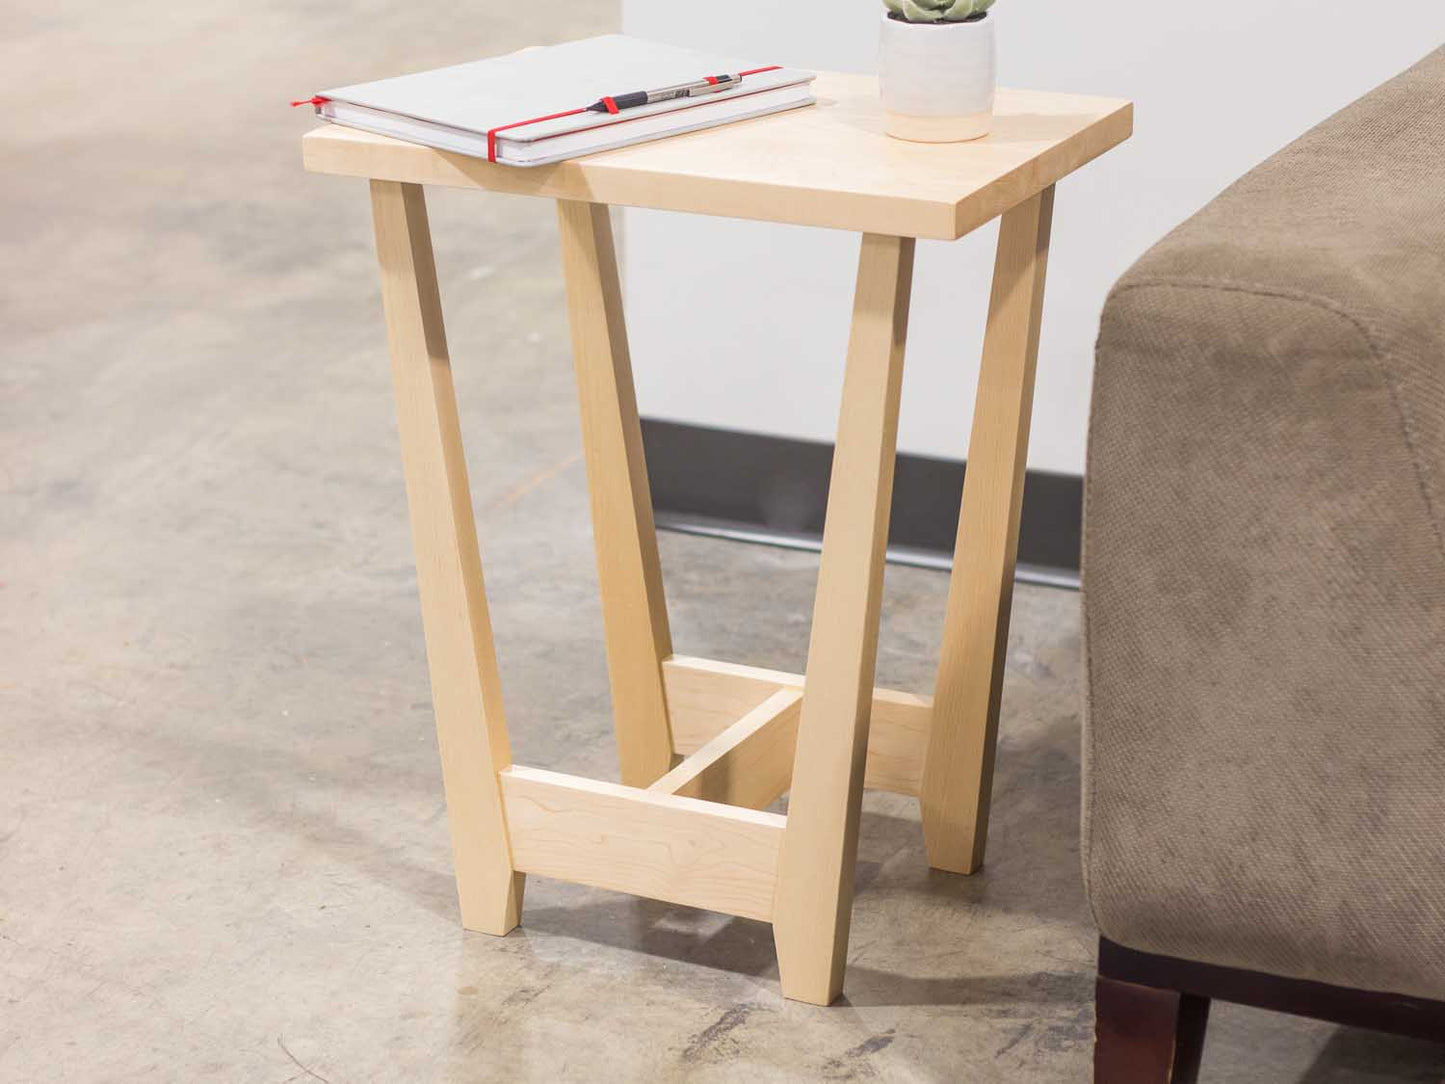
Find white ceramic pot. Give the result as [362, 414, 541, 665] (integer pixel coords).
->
[878, 12, 996, 142]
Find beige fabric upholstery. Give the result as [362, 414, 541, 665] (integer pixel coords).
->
[1081, 46, 1445, 1000]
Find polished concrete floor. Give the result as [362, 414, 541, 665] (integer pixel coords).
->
[5, 3, 1445, 1081]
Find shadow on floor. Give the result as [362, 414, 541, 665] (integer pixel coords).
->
[1295, 1023, 1445, 1082]
[513, 892, 1093, 1010]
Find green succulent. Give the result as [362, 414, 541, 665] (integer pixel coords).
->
[884, 0, 995, 22]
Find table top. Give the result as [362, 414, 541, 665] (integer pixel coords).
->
[302, 72, 1131, 241]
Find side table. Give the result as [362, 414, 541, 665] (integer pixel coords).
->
[302, 73, 1131, 1005]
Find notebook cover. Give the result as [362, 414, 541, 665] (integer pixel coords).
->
[318, 82, 814, 166]
[319, 35, 812, 144]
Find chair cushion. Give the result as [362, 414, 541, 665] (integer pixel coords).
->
[1082, 46, 1445, 1001]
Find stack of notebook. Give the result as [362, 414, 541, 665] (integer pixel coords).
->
[300, 35, 816, 167]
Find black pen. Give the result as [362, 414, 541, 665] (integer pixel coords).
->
[586, 74, 742, 113]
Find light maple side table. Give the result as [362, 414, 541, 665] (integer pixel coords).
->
[302, 72, 1131, 1006]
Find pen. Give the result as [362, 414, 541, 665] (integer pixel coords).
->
[586, 74, 742, 113]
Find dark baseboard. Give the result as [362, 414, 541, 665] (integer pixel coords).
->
[1098, 937, 1445, 1043]
[640, 419, 1083, 585]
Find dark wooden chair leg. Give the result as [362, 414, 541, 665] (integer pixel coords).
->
[1095, 974, 1210, 1083]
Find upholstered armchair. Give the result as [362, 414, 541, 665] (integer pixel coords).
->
[1082, 46, 1445, 1080]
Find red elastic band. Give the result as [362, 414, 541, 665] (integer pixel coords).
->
[486, 105, 589, 163]
[290, 96, 328, 108]
[738, 65, 782, 77]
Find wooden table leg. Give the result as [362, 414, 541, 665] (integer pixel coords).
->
[370, 180, 524, 934]
[773, 233, 915, 1006]
[557, 200, 676, 788]
[920, 186, 1055, 875]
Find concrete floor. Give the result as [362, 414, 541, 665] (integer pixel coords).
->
[5, 2, 1445, 1081]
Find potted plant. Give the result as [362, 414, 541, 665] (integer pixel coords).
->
[879, 0, 997, 142]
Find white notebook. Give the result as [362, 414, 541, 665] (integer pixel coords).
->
[309, 35, 816, 167]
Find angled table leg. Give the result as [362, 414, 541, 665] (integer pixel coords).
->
[370, 180, 524, 933]
[773, 232, 915, 1006]
[557, 200, 676, 787]
[920, 186, 1055, 875]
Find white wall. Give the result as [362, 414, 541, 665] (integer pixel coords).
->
[620, 0, 1445, 473]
